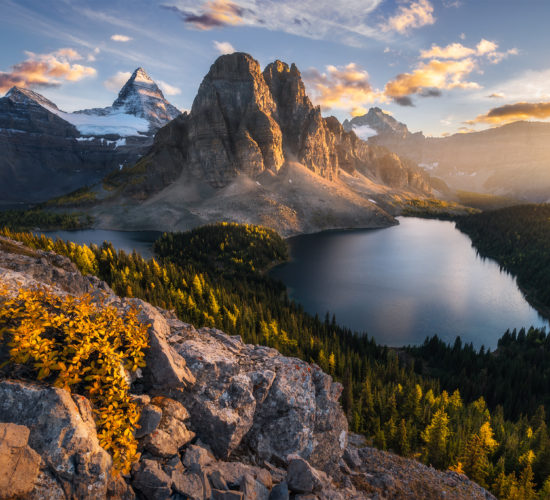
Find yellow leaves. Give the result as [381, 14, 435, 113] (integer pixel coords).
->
[449, 461, 465, 474]
[0, 285, 149, 474]
[479, 421, 498, 451]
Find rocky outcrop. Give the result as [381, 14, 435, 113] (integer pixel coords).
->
[0, 380, 132, 499]
[341, 438, 496, 500]
[115, 53, 431, 200]
[0, 423, 42, 499]
[0, 239, 496, 499]
[164, 322, 347, 470]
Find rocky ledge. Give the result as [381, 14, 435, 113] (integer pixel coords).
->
[0, 237, 495, 499]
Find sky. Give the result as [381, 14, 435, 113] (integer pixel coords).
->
[1, 0, 549, 136]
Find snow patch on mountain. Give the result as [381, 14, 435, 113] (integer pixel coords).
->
[51, 108, 149, 137]
[343, 107, 411, 138]
[352, 124, 378, 140]
[3, 68, 180, 139]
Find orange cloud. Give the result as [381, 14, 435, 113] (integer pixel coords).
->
[165, 0, 243, 30]
[420, 43, 475, 60]
[384, 58, 479, 103]
[303, 63, 382, 112]
[381, 0, 435, 34]
[0, 49, 96, 93]
[469, 101, 550, 125]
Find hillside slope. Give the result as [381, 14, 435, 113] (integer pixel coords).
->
[0, 235, 495, 499]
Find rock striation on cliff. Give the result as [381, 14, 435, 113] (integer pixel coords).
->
[118, 53, 430, 199]
[0, 237, 497, 499]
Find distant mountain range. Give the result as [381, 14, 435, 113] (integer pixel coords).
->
[0, 68, 180, 203]
[0, 54, 441, 234]
[345, 107, 550, 202]
[92, 53, 434, 235]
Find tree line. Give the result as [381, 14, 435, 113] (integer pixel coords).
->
[2, 222, 550, 498]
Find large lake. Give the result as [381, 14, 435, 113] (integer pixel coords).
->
[43, 219, 549, 349]
[270, 217, 549, 349]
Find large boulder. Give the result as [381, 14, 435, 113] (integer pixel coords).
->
[0, 423, 42, 499]
[0, 380, 132, 499]
[129, 299, 196, 391]
[164, 321, 348, 471]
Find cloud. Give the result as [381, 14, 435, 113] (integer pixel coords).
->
[163, 0, 244, 30]
[387, 38, 517, 105]
[487, 92, 504, 98]
[87, 48, 101, 62]
[351, 106, 368, 117]
[0, 48, 96, 93]
[213, 40, 236, 54]
[104, 71, 132, 92]
[158, 80, 182, 95]
[420, 42, 475, 60]
[111, 34, 132, 42]
[469, 101, 550, 125]
[384, 58, 479, 105]
[480, 68, 550, 103]
[352, 124, 378, 140]
[163, 0, 385, 47]
[476, 38, 496, 55]
[421, 39, 516, 62]
[303, 62, 382, 112]
[381, 0, 435, 34]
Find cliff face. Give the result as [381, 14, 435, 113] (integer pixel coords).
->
[121, 53, 430, 198]
[187, 53, 284, 186]
[0, 237, 497, 499]
[0, 87, 150, 203]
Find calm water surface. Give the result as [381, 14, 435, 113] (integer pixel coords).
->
[40, 229, 162, 259]
[271, 217, 549, 349]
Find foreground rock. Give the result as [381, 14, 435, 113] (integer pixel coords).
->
[0, 380, 132, 499]
[0, 240, 496, 499]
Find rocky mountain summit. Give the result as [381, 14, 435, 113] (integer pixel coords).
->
[79, 67, 181, 133]
[117, 54, 428, 194]
[343, 108, 413, 140]
[95, 53, 433, 235]
[0, 69, 179, 203]
[0, 236, 496, 499]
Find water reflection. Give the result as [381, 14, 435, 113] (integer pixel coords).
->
[271, 217, 549, 349]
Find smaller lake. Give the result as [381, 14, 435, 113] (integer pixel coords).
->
[271, 217, 549, 349]
[40, 229, 162, 259]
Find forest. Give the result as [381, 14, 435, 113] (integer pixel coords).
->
[1, 222, 549, 499]
[454, 204, 550, 311]
[0, 208, 92, 230]
[408, 329, 550, 422]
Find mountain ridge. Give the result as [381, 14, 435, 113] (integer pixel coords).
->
[94, 53, 434, 236]
[347, 107, 550, 201]
[0, 69, 180, 203]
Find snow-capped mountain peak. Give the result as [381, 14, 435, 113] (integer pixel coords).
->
[6, 86, 60, 110]
[343, 107, 411, 140]
[2, 68, 180, 138]
[111, 67, 181, 129]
